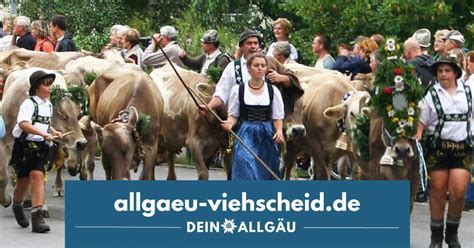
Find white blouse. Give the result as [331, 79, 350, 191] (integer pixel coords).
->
[228, 82, 284, 120]
[419, 82, 473, 142]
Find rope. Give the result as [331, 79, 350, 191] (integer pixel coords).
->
[154, 40, 280, 180]
[415, 140, 428, 192]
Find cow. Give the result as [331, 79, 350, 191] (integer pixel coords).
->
[64, 55, 141, 76]
[88, 68, 163, 180]
[0, 67, 87, 208]
[283, 73, 370, 180]
[0, 48, 84, 70]
[359, 110, 420, 211]
[150, 64, 226, 180]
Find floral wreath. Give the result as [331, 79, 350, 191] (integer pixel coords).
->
[368, 38, 424, 137]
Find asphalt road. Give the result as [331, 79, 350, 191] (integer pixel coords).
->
[0, 161, 472, 248]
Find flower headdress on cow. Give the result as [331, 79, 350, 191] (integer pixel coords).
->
[370, 38, 424, 137]
[368, 38, 424, 165]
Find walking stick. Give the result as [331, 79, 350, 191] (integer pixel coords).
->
[153, 38, 281, 180]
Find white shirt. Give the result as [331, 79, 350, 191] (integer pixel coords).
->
[419, 82, 473, 142]
[465, 76, 474, 134]
[12, 96, 52, 142]
[0, 34, 13, 51]
[266, 42, 298, 60]
[214, 56, 252, 105]
[228, 82, 284, 120]
[201, 49, 222, 75]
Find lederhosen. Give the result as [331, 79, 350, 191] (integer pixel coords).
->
[425, 85, 473, 172]
[10, 97, 52, 178]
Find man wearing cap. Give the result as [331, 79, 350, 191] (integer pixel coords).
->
[179, 29, 232, 75]
[403, 37, 435, 89]
[444, 30, 466, 54]
[415, 55, 472, 248]
[143, 25, 185, 68]
[206, 29, 302, 118]
[412, 28, 432, 56]
[10, 70, 63, 233]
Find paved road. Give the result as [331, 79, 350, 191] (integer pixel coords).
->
[0, 162, 472, 248]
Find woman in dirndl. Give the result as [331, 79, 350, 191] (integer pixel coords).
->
[415, 54, 471, 248]
[221, 53, 284, 180]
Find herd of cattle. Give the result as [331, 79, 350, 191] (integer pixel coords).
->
[0, 48, 421, 212]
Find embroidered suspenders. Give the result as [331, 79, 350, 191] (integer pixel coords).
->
[428, 85, 472, 149]
[234, 60, 243, 85]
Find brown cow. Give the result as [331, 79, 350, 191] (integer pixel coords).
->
[283, 73, 370, 180]
[88, 68, 163, 180]
[0, 68, 87, 207]
[0, 49, 84, 70]
[150, 64, 226, 180]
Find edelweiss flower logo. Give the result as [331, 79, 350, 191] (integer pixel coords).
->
[221, 219, 237, 234]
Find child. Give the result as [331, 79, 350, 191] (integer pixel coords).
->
[11, 70, 62, 233]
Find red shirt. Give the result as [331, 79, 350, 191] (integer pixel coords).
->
[34, 39, 55, 53]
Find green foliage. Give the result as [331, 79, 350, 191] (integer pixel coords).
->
[85, 71, 98, 86]
[50, 86, 69, 106]
[206, 66, 224, 84]
[50, 85, 88, 107]
[173, 6, 239, 57]
[369, 38, 424, 137]
[75, 30, 110, 52]
[351, 114, 370, 162]
[67, 86, 88, 105]
[137, 113, 151, 137]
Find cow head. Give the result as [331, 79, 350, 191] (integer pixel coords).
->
[324, 90, 371, 135]
[91, 106, 141, 180]
[50, 91, 88, 175]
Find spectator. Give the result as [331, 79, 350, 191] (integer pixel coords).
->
[266, 18, 298, 61]
[179, 29, 232, 75]
[143, 25, 184, 69]
[31, 20, 54, 52]
[444, 30, 466, 55]
[403, 37, 435, 89]
[370, 33, 385, 46]
[412, 28, 431, 55]
[433, 29, 449, 61]
[312, 34, 335, 69]
[12, 16, 36, 50]
[334, 38, 377, 77]
[464, 51, 474, 86]
[0, 14, 14, 51]
[350, 35, 368, 54]
[103, 24, 126, 51]
[337, 43, 351, 57]
[122, 28, 144, 69]
[49, 14, 76, 52]
[272, 41, 296, 64]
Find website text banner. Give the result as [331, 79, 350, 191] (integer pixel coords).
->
[66, 181, 409, 248]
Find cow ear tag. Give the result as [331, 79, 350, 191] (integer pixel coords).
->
[392, 93, 407, 111]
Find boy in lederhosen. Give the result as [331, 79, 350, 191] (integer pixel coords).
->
[10, 70, 62, 233]
[415, 55, 472, 248]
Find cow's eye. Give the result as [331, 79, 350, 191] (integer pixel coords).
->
[350, 112, 355, 117]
